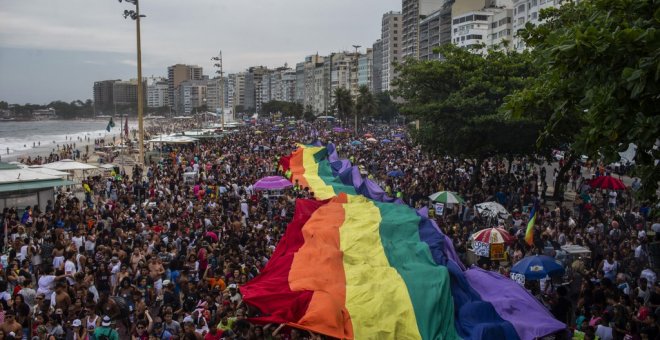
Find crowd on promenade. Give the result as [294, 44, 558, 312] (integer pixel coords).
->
[0, 118, 657, 340]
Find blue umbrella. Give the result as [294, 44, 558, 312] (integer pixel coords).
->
[381, 139, 392, 143]
[350, 140, 362, 146]
[387, 170, 404, 177]
[511, 255, 565, 280]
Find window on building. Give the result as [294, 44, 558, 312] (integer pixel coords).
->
[475, 15, 488, 21]
[518, 4, 525, 13]
[394, 30, 398, 34]
[532, 0, 537, 6]
[531, 12, 537, 20]
[508, 17, 512, 23]
[394, 43, 398, 47]
[518, 17, 525, 25]
[393, 50, 397, 54]
[492, 22, 497, 29]
[394, 23, 398, 27]
[393, 36, 398, 41]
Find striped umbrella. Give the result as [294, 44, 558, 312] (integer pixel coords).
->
[429, 191, 465, 204]
[471, 227, 514, 244]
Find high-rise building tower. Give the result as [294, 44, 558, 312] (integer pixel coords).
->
[372, 39, 383, 94]
[167, 64, 203, 113]
[402, 0, 444, 60]
[382, 11, 403, 92]
[93, 80, 120, 112]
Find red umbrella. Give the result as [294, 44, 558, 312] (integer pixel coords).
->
[471, 227, 514, 244]
[589, 176, 626, 190]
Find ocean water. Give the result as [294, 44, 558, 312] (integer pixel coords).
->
[0, 119, 136, 160]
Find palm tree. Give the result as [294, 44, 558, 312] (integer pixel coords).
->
[333, 87, 353, 122]
[355, 85, 376, 132]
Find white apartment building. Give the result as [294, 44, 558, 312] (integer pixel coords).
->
[281, 69, 297, 102]
[512, 0, 561, 51]
[206, 77, 224, 111]
[402, 0, 445, 59]
[451, 7, 513, 53]
[177, 80, 207, 115]
[382, 11, 402, 92]
[295, 62, 305, 104]
[146, 77, 169, 108]
[303, 55, 324, 111]
[226, 74, 236, 109]
[358, 49, 373, 91]
[313, 63, 328, 114]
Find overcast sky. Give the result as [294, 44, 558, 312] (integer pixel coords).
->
[0, 0, 400, 104]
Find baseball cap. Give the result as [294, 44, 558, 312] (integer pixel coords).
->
[101, 315, 112, 327]
[72, 319, 82, 327]
[228, 283, 237, 289]
[183, 316, 194, 324]
[163, 280, 171, 286]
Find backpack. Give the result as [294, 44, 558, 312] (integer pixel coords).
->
[97, 328, 113, 340]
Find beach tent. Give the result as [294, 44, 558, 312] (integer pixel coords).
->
[146, 135, 199, 144]
[42, 159, 98, 171]
[26, 166, 71, 180]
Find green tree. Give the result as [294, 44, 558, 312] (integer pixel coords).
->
[333, 87, 353, 123]
[354, 85, 377, 131]
[394, 44, 541, 187]
[374, 91, 398, 122]
[261, 101, 304, 119]
[504, 0, 660, 199]
[303, 104, 316, 122]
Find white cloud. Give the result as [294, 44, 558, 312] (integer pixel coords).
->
[0, 0, 401, 103]
[0, 0, 399, 73]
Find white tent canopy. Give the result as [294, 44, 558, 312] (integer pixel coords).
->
[42, 159, 98, 171]
[147, 135, 199, 144]
[0, 168, 62, 184]
[26, 166, 71, 179]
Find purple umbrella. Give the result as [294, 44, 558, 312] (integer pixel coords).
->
[254, 176, 293, 190]
[332, 127, 345, 133]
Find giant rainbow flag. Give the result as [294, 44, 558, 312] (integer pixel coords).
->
[242, 144, 565, 339]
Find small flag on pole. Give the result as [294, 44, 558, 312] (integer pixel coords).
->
[524, 205, 537, 246]
[106, 117, 115, 132]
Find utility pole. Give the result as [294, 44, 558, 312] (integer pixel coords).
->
[118, 0, 145, 166]
[212, 51, 225, 131]
[352, 45, 361, 135]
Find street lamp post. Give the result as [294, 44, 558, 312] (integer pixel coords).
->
[352, 45, 361, 134]
[118, 0, 145, 166]
[212, 51, 225, 131]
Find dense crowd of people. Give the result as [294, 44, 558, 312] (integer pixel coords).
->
[0, 118, 658, 340]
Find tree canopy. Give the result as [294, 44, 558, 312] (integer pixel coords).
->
[333, 87, 353, 122]
[503, 0, 660, 199]
[261, 100, 304, 119]
[394, 44, 541, 185]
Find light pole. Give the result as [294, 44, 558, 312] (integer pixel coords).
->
[118, 0, 145, 166]
[212, 51, 225, 131]
[352, 45, 361, 134]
